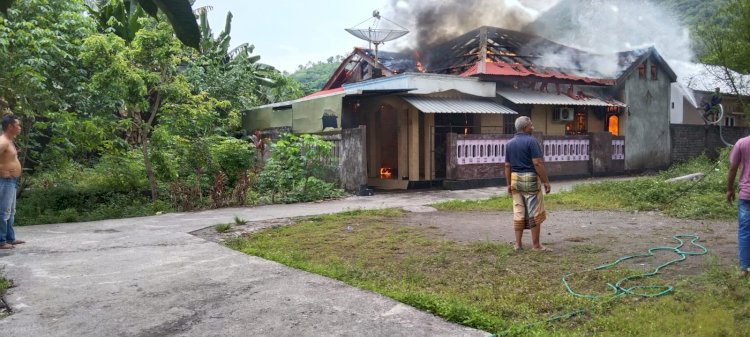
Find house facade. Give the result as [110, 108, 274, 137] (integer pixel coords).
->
[243, 27, 678, 190]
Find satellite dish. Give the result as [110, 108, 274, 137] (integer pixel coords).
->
[345, 10, 409, 62]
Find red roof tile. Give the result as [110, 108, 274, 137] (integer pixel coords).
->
[302, 87, 345, 99]
[461, 61, 614, 86]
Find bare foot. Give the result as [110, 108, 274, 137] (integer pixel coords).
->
[0, 243, 14, 249]
[11, 240, 24, 244]
[513, 244, 522, 251]
[532, 246, 553, 252]
[741, 270, 748, 278]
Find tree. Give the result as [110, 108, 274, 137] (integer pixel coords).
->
[1, 0, 200, 49]
[696, 0, 750, 113]
[80, 19, 184, 200]
[181, 8, 303, 111]
[290, 56, 343, 95]
[0, 0, 96, 172]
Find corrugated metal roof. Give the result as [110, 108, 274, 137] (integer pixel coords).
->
[496, 88, 626, 107]
[402, 96, 517, 114]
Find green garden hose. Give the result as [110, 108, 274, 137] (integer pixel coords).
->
[563, 234, 708, 299]
[493, 234, 708, 336]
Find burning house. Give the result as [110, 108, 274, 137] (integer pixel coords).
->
[243, 26, 677, 190]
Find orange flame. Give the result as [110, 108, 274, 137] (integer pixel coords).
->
[413, 50, 426, 73]
[380, 167, 393, 179]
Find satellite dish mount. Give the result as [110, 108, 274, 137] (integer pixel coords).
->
[345, 10, 409, 62]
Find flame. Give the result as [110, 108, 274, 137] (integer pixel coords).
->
[380, 167, 393, 179]
[413, 50, 426, 73]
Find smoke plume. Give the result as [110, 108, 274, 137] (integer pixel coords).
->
[381, 0, 549, 51]
[379, 0, 695, 78]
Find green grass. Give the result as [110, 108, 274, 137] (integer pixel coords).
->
[434, 151, 736, 220]
[214, 223, 232, 233]
[0, 269, 10, 318]
[227, 209, 750, 336]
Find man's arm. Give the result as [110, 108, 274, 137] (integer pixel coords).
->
[504, 162, 512, 195]
[532, 158, 551, 194]
[0, 138, 8, 155]
[728, 160, 740, 204]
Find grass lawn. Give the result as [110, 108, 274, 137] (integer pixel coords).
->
[227, 153, 749, 336]
[228, 209, 750, 336]
[0, 271, 10, 318]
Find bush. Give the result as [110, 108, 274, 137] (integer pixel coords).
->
[257, 133, 343, 203]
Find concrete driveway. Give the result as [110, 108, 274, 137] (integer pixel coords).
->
[0, 179, 604, 336]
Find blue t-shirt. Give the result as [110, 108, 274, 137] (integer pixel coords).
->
[505, 133, 543, 173]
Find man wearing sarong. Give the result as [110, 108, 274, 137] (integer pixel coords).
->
[504, 116, 551, 251]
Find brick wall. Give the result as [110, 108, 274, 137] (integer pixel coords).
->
[670, 124, 748, 162]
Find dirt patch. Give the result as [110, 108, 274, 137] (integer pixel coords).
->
[193, 210, 738, 275]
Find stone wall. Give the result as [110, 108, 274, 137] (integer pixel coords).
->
[670, 124, 748, 162]
[445, 132, 625, 187]
[336, 126, 368, 192]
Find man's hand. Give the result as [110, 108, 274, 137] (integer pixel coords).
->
[507, 185, 512, 195]
[543, 182, 551, 194]
[727, 189, 736, 205]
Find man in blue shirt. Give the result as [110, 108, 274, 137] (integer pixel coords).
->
[504, 116, 551, 251]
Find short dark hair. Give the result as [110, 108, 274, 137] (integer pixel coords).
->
[1, 115, 17, 131]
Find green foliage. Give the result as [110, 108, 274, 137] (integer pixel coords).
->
[258, 133, 343, 203]
[208, 136, 255, 178]
[214, 223, 232, 233]
[290, 55, 344, 95]
[234, 216, 247, 226]
[697, 0, 750, 73]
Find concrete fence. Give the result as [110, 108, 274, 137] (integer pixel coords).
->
[670, 124, 748, 162]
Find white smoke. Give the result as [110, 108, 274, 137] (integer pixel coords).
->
[380, 0, 695, 79]
[525, 0, 694, 78]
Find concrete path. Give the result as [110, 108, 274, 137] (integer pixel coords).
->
[0, 178, 608, 336]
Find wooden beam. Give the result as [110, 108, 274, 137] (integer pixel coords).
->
[367, 110, 379, 178]
[423, 113, 434, 180]
[408, 108, 420, 181]
[398, 109, 408, 180]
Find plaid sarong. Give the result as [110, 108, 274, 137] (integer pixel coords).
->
[511, 172, 546, 231]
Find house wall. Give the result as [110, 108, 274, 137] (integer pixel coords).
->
[671, 124, 748, 162]
[242, 106, 291, 131]
[619, 56, 672, 170]
[290, 94, 343, 133]
[479, 114, 503, 134]
[532, 106, 562, 135]
[242, 94, 344, 134]
[670, 83, 686, 124]
[682, 96, 704, 125]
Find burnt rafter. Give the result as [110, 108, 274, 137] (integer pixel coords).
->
[321, 26, 650, 91]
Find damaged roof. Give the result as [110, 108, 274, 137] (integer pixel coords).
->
[321, 26, 674, 93]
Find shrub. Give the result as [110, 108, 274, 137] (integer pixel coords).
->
[258, 133, 343, 203]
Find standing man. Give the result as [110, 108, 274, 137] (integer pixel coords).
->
[504, 116, 551, 251]
[727, 135, 750, 277]
[0, 115, 23, 249]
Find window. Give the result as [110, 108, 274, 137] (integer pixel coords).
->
[565, 110, 588, 135]
[638, 64, 645, 79]
[671, 102, 674, 109]
[608, 115, 619, 136]
[651, 64, 658, 81]
[725, 116, 736, 127]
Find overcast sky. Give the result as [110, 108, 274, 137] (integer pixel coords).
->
[193, 0, 390, 73]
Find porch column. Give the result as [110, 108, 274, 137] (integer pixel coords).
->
[408, 108, 420, 180]
[367, 110, 380, 178]
[398, 109, 409, 180]
[423, 113, 434, 180]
